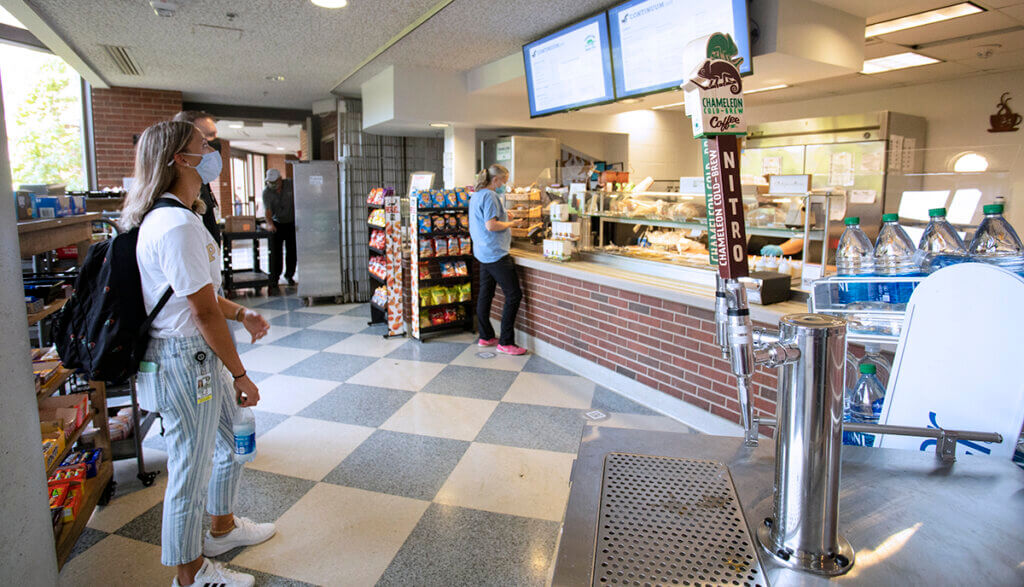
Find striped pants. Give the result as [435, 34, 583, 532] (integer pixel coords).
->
[144, 335, 244, 566]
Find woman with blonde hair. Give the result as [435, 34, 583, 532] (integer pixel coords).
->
[125, 120, 274, 587]
[469, 164, 527, 355]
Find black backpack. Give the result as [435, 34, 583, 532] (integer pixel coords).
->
[55, 198, 189, 384]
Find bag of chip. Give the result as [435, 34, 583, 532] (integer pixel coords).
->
[419, 287, 431, 307]
[432, 214, 446, 231]
[458, 282, 472, 302]
[431, 190, 446, 208]
[419, 239, 434, 258]
[446, 214, 458, 230]
[418, 215, 431, 234]
[459, 236, 472, 256]
[445, 190, 458, 208]
[419, 264, 431, 280]
[420, 310, 431, 329]
[429, 308, 445, 325]
[448, 236, 459, 256]
[431, 287, 446, 306]
[443, 307, 458, 323]
[454, 261, 468, 277]
[417, 190, 433, 208]
[439, 262, 454, 278]
[458, 213, 470, 230]
[456, 190, 469, 207]
[434, 237, 448, 256]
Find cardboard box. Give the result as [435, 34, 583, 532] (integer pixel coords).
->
[31, 195, 60, 219]
[14, 191, 33, 220]
[551, 221, 581, 240]
[39, 393, 89, 430]
[543, 239, 575, 260]
[225, 215, 257, 233]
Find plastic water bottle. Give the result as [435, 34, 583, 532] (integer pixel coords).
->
[844, 343, 891, 397]
[843, 364, 886, 447]
[835, 217, 876, 306]
[968, 204, 1024, 275]
[917, 208, 968, 273]
[233, 408, 256, 463]
[874, 214, 921, 304]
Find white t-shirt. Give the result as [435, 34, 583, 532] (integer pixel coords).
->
[137, 194, 222, 338]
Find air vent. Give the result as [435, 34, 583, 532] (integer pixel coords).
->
[102, 45, 142, 76]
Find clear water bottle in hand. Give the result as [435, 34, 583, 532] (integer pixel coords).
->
[917, 208, 967, 273]
[843, 364, 886, 447]
[969, 204, 1024, 275]
[874, 214, 922, 305]
[234, 407, 256, 463]
[835, 217, 876, 306]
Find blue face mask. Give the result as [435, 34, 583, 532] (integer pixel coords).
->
[495, 185, 507, 195]
[176, 150, 223, 184]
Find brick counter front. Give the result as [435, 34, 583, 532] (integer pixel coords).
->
[490, 263, 781, 430]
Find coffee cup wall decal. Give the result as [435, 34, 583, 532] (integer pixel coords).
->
[988, 92, 1021, 133]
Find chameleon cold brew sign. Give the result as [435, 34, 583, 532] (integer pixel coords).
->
[683, 33, 748, 279]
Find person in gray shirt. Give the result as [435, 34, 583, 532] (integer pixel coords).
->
[262, 169, 296, 289]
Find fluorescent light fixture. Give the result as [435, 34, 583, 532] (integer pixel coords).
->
[651, 101, 686, 111]
[311, 0, 348, 7]
[276, 147, 286, 151]
[745, 84, 789, 94]
[265, 75, 286, 82]
[228, 123, 244, 129]
[865, 3, 983, 38]
[428, 122, 449, 128]
[861, 52, 940, 74]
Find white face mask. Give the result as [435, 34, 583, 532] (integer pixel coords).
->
[173, 151, 223, 184]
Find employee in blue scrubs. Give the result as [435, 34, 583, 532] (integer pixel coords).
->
[469, 164, 527, 356]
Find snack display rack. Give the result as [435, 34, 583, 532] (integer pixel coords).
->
[367, 188, 390, 327]
[409, 188, 475, 340]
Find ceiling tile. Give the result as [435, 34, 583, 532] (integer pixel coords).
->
[878, 10, 1019, 46]
[925, 28, 1024, 59]
[999, 5, 1024, 22]
[957, 47, 1024, 69]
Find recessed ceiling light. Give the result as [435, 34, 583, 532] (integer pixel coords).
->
[865, 2, 983, 38]
[651, 101, 686, 110]
[429, 122, 449, 128]
[953, 152, 988, 173]
[861, 52, 941, 74]
[276, 147, 286, 151]
[265, 75, 285, 82]
[228, 123, 243, 129]
[745, 84, 789, 94]
[311, 0, 348, 7]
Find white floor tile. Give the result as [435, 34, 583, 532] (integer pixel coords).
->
[246, 416, 373, 481]
[250, 374, 340, 415]
[346, 358, 446, 391]
[435, 442, 574, 522]
[295, 303, 363, 315]
[251, 325, 302, 346]
[238, 345, 315, 373]
[502, 372, 596, 410]
[242, 308, 287, 321]
[231, 483, 429, 586]
[323, 333, 408, 357]
[449, 345, 530, 372]
[59, 535, 166, 586]
[306, 314, 372, 333]
[381, 393, 498, 441]
[426, 330, 480, 344]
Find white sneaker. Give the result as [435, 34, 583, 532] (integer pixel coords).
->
[171, 558, 254, 587]
[202, 516, 277, 557]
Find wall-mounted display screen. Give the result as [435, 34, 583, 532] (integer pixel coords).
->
[523, 13, 615, 118]
[608, 0, 752, 100]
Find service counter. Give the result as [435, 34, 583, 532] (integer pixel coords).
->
[494, 250, 806, 429]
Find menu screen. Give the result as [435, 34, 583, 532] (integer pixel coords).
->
[523, 14, 615, 118]
[608, 0, 752, 99]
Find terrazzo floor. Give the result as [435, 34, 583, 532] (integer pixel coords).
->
[60, 287, 694, 586]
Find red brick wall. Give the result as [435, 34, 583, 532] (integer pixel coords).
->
[91, 87, 183, 189]
[265, 154, 291, 179]
[492, 265, 779, 431]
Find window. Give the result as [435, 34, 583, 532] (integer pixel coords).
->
[1, 42, 86, 191]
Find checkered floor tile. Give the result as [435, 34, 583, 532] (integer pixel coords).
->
[69, 289, 694, 586]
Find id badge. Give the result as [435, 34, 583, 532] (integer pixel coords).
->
[195, 351, 213, 405]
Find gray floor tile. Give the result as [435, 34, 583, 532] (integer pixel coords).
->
[227, 566, 318, 586]
[114, 502, 163, 546]
[322, 430, 469, 501]
[66, 527, 108, 563]
[361, 322, 390, 336]
[255, 297, 306, 311]
[342, 303, 371, 316]
[272, 329, 352, 351]
[376, 503, 558, 587]
[234, 341, 256, 355]
[281, 352, 378, 382]
[522, 355, 575, 376]
[475, 403, 586, 453]
[591, 386, 660, 416]
[253, 409, 290, 437]
[298, 384, 413, 427]
[386, 340, 470, 364]
[419, 365, 518, 401]
[268, 312, 329, 329]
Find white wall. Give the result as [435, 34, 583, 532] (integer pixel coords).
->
[747, 68, 1024, 227]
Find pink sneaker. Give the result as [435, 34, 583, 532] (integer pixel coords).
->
[478, 338, 498, 347]
[497, 344, 527, 356]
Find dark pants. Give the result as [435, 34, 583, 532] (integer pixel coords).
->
[270, 221, 296, 283]
[477, 255, 523, 346]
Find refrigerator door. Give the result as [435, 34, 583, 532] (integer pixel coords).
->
[805, 141, 886, 241]
[293, 162, 342, 298]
